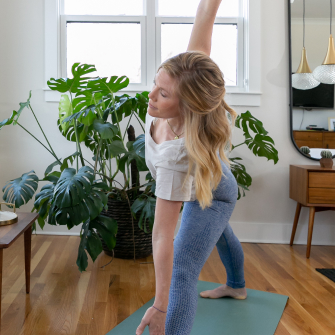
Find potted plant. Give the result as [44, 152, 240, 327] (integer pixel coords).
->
[1, 62, 279, 272]
[1, 63, 155, 272]
[320, 150, 333, 168]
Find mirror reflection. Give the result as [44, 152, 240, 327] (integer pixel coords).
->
[290, 0, 335, 160]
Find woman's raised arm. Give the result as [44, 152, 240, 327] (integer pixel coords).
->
[187, 0, 222, 56]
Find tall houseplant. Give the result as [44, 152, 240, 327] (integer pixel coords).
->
[1, 62, 278, 272]
[1, 63, 155, 271]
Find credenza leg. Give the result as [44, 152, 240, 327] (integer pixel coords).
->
[306, 206, 316, 258]
[290, 202, 302, 246]
[24, 226, 32, 294]
[0, 248, 3, 329]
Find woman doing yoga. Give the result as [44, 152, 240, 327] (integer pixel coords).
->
[136, 0, 247, 334]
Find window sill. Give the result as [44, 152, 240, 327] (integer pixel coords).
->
[43, 88, 262, 106]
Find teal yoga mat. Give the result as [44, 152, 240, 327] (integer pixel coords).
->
[106, 280, 289, 335]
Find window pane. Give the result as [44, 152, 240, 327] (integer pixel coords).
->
[161, 24, 237, 86]
[67, 23, 141, 82]
[158, 0, 239, 17]
[64, 0, 143, 15]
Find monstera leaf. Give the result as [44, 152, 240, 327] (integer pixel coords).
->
[57, 119, 91, 143]
[229, 157, 252, 200]
[62, 105, 97, 127]
[87, 75, 129, 95]
[60, 152, 81, 171]
[118, 141, 147, 173]
[133, 134, 145, 159]
[0, 91, 32, 130]
[58, 94, 73, 132]
[235, 110, 268, 136]
[34, 172, 60, 229]
[108, 140, 128, 157]
[92, 119, 118, 140]
[76, 214, 118, 272]
[45, 167, 110, 229]
[44, 160, 61, 176]
[244, 133, 279, 164]
[84, 134, 112, 160]
[2, 170, 39, 208]
[0, 110, 18, 130]
[131, 196, 156, 233]
[234, 110, 279, 164]
[135, 92, 149, 121]
[72, 90, 103, 114]
[53, 166, 94, 208]
[47, 63, 97, 93]
[13, 91, 32, 125]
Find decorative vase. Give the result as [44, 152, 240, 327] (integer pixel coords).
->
[100, 193, 153, 259]
[320, 157, 333, 168]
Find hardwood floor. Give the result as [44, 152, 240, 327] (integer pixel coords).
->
[1, 234, 334, 334]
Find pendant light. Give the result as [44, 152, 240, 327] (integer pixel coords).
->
[313, 0, 335, 84]
[292, 0, 320, 90]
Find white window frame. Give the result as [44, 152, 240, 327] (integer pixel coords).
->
[44, 0, 262, 106]
[156, 16, 244, 92]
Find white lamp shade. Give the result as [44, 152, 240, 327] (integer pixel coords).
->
[312, 64, 335, 84]
[292, 73, 321, 90]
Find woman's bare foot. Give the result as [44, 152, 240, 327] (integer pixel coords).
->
[200, 284, 247, 300]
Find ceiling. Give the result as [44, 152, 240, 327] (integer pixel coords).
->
[291, 0, 333, 18]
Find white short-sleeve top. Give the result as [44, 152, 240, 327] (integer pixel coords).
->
[145, 112, 196, 202]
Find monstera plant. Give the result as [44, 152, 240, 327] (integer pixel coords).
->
[0, 63, 153, 272]
[1, 62, 278, 272]
[229, 110, 279, 199]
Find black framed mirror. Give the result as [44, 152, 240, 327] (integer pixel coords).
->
[289, 0, 335, 161]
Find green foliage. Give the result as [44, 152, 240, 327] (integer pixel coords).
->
[230, 111, 279, 197]
[48, 63, 97, 93]
[0, 110, 18, 130]
[118, 141, 147, 174]
[229, 158, 251, 200]
[76, 214, 117, 272]
[58, 94, 73, 132]
[87, 76, 130, 95]
[0, 91, 32, 130]
[2, 171, 39, 208]
[131, 196, 156, 233]
[234, 111, 279, 164]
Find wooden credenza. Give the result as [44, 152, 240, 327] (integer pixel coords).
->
[293, 130, 335, 149]
[289, 165, 335, 258]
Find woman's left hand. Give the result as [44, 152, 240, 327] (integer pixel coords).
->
[136, 306, 167, 335]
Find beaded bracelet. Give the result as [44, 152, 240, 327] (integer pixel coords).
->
[152, 305, 167, 313]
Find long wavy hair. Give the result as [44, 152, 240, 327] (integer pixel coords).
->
[157, 51, 238, 210]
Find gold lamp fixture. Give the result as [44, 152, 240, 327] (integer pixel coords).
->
[292, 0, 320, 90]
[313, 0, 335, 84]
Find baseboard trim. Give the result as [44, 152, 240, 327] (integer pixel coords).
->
[34, 221, 335, 246]
[34, 231, 80, 236]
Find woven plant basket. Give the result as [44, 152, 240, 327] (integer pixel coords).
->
[100, 193, 153, 259]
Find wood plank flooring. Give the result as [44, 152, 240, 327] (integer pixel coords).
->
[0, 234, 334, 334]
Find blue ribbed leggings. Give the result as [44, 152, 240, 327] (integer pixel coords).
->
[165, 160, 245, 335]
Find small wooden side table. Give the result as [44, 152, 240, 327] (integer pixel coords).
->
[0, 212, 39, 328]
[289, 165, 335, 258]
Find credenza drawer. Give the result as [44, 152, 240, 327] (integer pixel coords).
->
[293, 131, 323, 141]
[309, 172, 335, 188]
[308, 188, 335, 203]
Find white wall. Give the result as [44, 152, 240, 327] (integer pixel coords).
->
[1, 0, 334, 245]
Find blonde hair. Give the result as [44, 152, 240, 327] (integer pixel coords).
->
[157, 51, 238, 210]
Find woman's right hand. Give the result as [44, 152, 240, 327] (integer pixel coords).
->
[136, 306, 167, 335]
